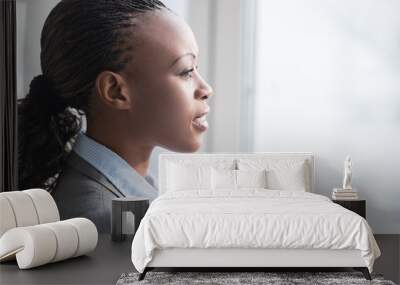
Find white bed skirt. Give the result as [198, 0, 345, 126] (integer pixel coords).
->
[147, 248, 366, 268]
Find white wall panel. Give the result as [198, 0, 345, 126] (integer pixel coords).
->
[253, 0, 400, 233]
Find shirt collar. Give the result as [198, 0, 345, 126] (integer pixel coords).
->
[72, 132, 158, 201]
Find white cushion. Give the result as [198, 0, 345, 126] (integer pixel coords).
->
[0, 218, 97, 269]
[1, 191, 39, 227]
[267, 164, 306, 191]
[0, 225, 57, 268]
[64, 218, 98, 257]
[42, 221, 78, 262]
[24, 188, 60, 223]
[236, 169, 268, 189]
[211, 168, 237, 190]
[159, 156, 237, 194]
[0, 189, 60, 237]
[237, 159, 309, 191]
[0, 189, 98, 269]
[166, 162, 212, 191]
[211, 169, 268, 190]
[0, 196, 16, 237]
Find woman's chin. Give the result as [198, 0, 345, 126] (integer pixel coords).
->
[158, 124, 207, 153]
[176, 138, 202, 153]
[167, 135, 203, 153]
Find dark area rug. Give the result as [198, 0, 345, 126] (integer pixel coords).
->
[116, 271, 397, 285]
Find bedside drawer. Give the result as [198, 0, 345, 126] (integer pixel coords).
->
[332, 200, 366, 219]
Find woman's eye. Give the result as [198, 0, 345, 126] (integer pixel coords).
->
[181, 68, 194, 78]
[180, 66, 198, 79]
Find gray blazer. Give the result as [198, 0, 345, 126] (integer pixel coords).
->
[51, 151, 126, 233]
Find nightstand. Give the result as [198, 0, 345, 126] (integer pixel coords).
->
[332, 199, 366, 219]
[111, 197, 150, 242]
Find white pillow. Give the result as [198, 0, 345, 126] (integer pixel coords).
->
[211, 168, 237, 190]
[237, 159, 309, 191]
[211, 168, 268, 190]
[236, 169, 268, 189]
[167, 162, 212, 191]
[266, 163, 306, 191]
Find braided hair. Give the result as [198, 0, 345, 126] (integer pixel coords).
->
[18, 0, 168, 191]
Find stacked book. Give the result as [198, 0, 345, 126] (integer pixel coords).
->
[332, 188, 359, 200]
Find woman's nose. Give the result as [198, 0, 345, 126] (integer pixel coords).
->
[196, 77, 214, 100]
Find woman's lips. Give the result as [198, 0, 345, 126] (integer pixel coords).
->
[192, 114, 208, 131]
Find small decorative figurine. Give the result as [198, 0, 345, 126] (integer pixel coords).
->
[342, 155, 353, 190]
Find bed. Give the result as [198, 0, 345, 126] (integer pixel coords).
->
[131, 153, 381, 281]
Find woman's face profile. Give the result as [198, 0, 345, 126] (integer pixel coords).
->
[120, 9, 213, 153]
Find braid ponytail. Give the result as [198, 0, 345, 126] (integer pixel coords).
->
[18, 75, 83, 190]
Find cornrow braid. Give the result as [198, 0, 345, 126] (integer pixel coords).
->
[18, 0, 168, 191]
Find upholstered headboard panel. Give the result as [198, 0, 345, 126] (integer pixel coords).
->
[158, 153, 315, 195]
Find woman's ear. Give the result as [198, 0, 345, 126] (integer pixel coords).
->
[95, 71, 132, 110]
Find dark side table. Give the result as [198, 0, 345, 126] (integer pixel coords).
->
[332, 199, 366, 219]
[112, 197, 150, 242]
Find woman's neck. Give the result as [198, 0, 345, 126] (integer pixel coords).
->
[85, 128, 154, 177]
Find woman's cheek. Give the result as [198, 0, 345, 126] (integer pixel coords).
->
[165, 80, 194, 119]
[145, 76, 192, 126]
[169, 99, 193, 130]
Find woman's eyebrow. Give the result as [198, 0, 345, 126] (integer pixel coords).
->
[170, 52, 196, 68]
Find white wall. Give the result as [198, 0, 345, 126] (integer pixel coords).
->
[208, 0, 243, 153]
[16, 0, 59, 99]
[253, 0, 400, 234]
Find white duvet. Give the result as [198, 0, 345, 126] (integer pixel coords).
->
[131, 189, 381, 273]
